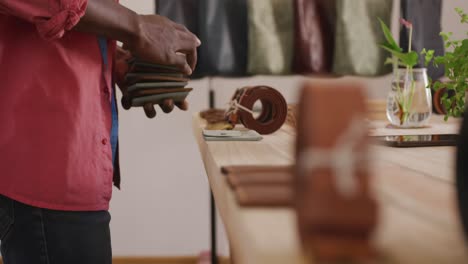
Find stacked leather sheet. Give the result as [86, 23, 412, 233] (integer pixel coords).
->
[121, 59, 192, 118]
[221, 165, 293, 207]
[295, 82, 378, 262]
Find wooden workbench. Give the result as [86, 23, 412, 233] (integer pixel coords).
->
[193, 114, 468, 264]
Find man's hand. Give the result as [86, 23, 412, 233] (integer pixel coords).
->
[115, 46, 189, 118]
[75, 0, 200, 75]
[129, 15, 200, 75]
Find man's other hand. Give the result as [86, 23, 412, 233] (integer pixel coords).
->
[128, 15, 201, 76]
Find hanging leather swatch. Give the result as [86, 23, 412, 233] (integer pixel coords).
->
[292, 0, 330, 73]
[400, 0, 444, 81]
[457, 108, 468, 241]
[198, 0, 248, 76]
[247, 0, 294, 75]
[155, 0, 206, 77]
[332, 0, 393, 76]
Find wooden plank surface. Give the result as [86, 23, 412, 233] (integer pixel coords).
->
[193, 114, 468, 263]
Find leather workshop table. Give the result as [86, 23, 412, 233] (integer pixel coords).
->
[192, 114, 468, 264]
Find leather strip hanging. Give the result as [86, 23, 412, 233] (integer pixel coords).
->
[295, 82, 378, 262]
[332, 0, 393, 76]
[226, 86, 288, 135]
[293, 0, 330, 73]
[457, 108, 468, 241]
[247, 0, 294, 75]
[400, 0, 445, 81]
[198, 0, 248, 76]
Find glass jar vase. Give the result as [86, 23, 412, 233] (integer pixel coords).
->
[386, 68, 432, 128]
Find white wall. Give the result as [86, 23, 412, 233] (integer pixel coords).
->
[111, 0, 468, 257]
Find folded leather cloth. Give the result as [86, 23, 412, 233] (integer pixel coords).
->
[221, 165, 293, 207]
[295, 82, 378, 262]
[293, 0, 330, 73]
[225, 86, 287, 135]
[121, 59, 191, 117]
[247, 0, 294, 75]
[332, 0, 393, 76]
[198, 0, 248, 76]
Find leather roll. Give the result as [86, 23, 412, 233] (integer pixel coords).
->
[295, 82, 378, 261]
[198, 0, 248, 76]
[400, 0, 445, 81]
[226, 86, 288, 135]
[247, 0, 294, 75]
[457, 108, 468, 241]
[332, 0, 393, 76]
[293, 0, 329, 73]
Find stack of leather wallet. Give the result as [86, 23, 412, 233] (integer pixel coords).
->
[121, 59, 193, 114]
[221, 165, 293, 207]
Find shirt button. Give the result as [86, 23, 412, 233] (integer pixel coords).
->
[102, 138, 108, 145]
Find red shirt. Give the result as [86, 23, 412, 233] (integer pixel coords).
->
[0, 0, 118, 211]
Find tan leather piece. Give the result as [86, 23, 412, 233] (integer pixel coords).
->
[221, 165, 293, 207]
[235, 185, 293, 207]
[295, 82, 379, 262]
[222, 165, 293, 188]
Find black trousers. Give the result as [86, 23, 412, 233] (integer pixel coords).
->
[0, 195, 112, 264]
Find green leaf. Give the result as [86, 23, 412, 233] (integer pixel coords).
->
[384, 57, 394, 65]
[378, 18, 400, 51]
[380, 45, 419, 67]
[421, 48, 435, 66]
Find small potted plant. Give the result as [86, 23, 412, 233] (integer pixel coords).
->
[379, 18, 434, 128]
[432, 8, 468, 119]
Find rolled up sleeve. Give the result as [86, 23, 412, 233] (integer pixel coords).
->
[0, 0, 87, 40]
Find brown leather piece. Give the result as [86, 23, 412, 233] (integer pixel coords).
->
[286, 104, 298, 128]
[293, 0, 330, 73]
[122, 59, 191, 116]
[129, 88, 192, 98]
[295, 82, 378, 262]
[200, 109, 227, 124]
[226, 86, 288, 135]
[221, 165, 293, 207]
[235, 185, 293, 207]
[222, 165, 293, 188]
